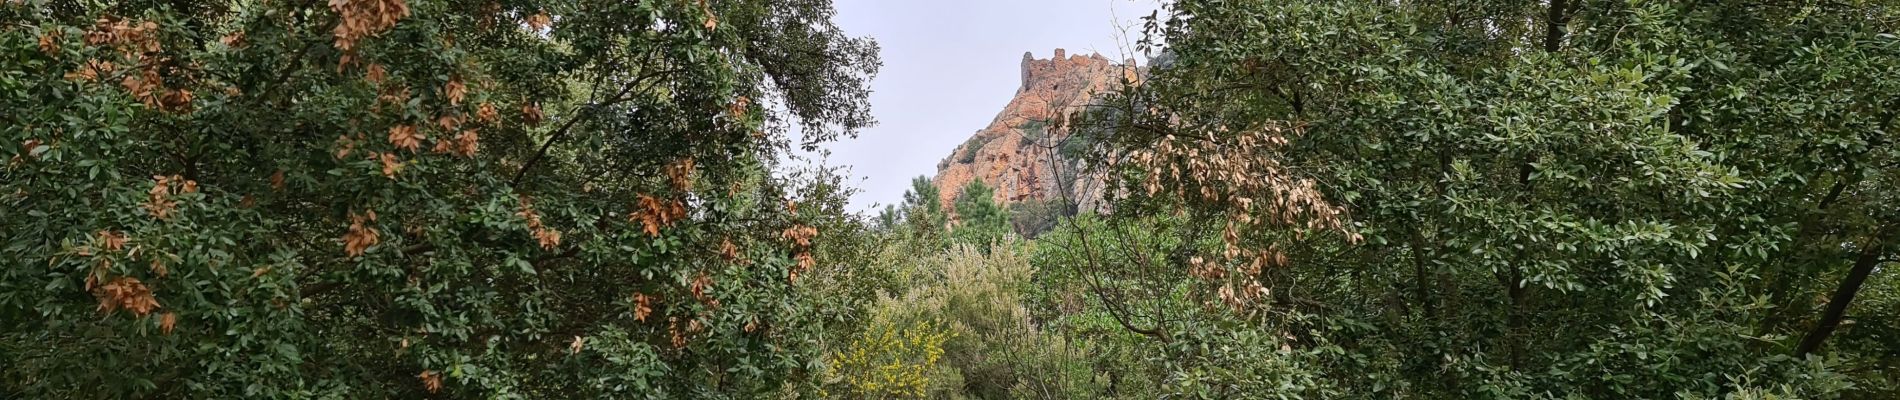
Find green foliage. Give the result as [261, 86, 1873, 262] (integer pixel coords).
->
[1007, 198, 1069, 238]
[1055, 123, 1099, 163]
[1157, 321, 1338, 399]
[867, 244, 1111, 399]
[8, 0, 1900, 398]
[895, 175, 949, 248]
[0, 0, 879, 397]
[1018, 119, 1049, 143]
[951, 180, 1010, 250]
[875, 204, 902, 231]
[1045, 0, 1900, 398]
[903, 175, 943, 215]
[957, 134, 994, 164]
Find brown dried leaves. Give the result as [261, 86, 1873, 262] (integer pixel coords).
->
[386, 124, 421, 152]
[664, 158, 696, 192]
[11, 139, 44, 166]
[330, 0, 411, 65]
[344, 209, 380, 257]
[120, 66, 194, 113]
[516, 195, 562, 250]
[668, 316, 700, 349]
[727, 96, 750, 120]
[158, 312, 178, 335]
[36, 29, 60, 55]
[417, 369, 443, 393]
[365, 63, 388, 85]
[95, 276, 160, 317]
[433, 130, 479, 157]
[219, 30, 246, 47]
[443, 78, 466, 106]
[631, 195, 687, 237]
[145, 175, 194, 219]
[782, 225, 819, 283]
[85, 17, 160, 52]
[1215, 280, 1270, 312]
[378, 152, 402, 178]
[526, 10, 553, 31]
[781, 225, 817, 247]
[1117, 123, 1356, 311]
[454, 130, 480, 156]
[97, 230, 128, 252]
[335, 135, 358, 159]
[475, 102, 500, 124]
[78, 17, 193, 113]
[62, 59, 113, 82]
[690, 273, 716, 307]
[632, 292, 654, 322]
[373, 85, 410, 113]
[718, 238, 741, 262]
[1147, 125, 1345, 232]
[1124, 124, 1352, 238]
[521, 103, 544, 125]
[698, 0, 718, 31]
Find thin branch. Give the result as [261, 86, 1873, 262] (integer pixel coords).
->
[509, 68, 683, 187]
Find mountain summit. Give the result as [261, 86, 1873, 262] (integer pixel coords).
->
[930, 49, 1136, 211]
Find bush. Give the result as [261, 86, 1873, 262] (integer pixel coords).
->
[857, 244, 1111, 398]
[1008, 199, 1071, 238]
[824, 319, 955, 398]
[957, 134, 994, 164]
[1019, 120, 1049, 143]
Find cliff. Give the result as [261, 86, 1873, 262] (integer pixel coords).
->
[931, 49, 1135, 211]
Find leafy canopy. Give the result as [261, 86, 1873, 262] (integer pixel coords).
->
[0, 0, 878, 397]
[1052, 0, 1900, 397]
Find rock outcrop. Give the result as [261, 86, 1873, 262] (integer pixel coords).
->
[931, 49, 1135, 211]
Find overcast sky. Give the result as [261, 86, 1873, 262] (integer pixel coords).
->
[817, 0, 1163, 212]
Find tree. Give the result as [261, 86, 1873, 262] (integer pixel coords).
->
[1059, 0, 1900, 397]
[903, 174, 943, 215]
[952, 180, 1010, 250]
[894, 175, 949, 247]
[0, 0, 878, 397]
[875, 204, 901, 231]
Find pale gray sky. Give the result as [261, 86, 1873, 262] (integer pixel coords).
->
[820, 0, 1162, 212]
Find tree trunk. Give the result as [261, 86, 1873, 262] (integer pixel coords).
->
[1795, 232, 1891, 356]
[1410, 232, 1437, 319]
[1544, 0, 1571, 53]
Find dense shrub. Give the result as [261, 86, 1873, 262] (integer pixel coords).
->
[824, 319, 955, 398]
[849, 243, 1109, 398]
[1008, 199, 1070, 238]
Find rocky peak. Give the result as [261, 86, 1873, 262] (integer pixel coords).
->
[932, 49, 1134, 212]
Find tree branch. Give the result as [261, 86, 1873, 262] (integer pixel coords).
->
[1796, 227, 1895, 356]
[509, 68, 683, 187]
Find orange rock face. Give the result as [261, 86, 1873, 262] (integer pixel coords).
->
[932, 49, 1134, 210]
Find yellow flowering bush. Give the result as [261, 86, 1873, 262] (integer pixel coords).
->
[826, 319, 954, 398]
